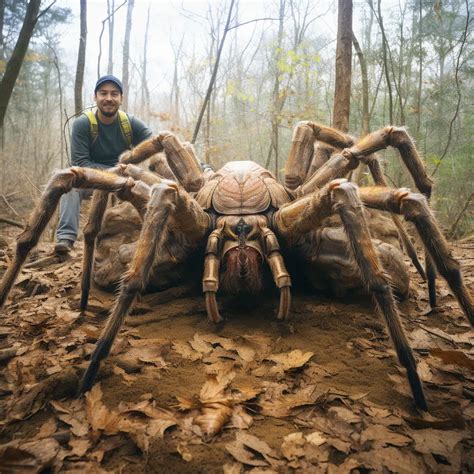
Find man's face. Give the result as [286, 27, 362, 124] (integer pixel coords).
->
[94, 82, 122, 117]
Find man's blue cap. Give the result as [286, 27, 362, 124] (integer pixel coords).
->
[94, 75, 123, 94]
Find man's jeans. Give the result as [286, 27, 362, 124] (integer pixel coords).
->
[56, 189, 92, 243]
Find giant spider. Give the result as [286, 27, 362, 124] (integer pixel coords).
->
[0, 122, 472, 411]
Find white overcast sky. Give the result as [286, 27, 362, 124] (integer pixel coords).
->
[54, 0, 339, 106]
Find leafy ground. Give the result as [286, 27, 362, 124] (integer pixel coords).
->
[0, 226, 472, 473]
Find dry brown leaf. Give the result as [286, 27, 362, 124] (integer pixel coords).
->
[226, 432, 277, 467]
[64, 460, 109, 473]
[229, 405, 253, 430]
[200, 371, 235, 402]
[360, 424, 412, 448]
[112, 365, 137, 386]
[259, 384, 327, 418]
[326, 437, 351, 454]
[34, 417, 57, 439]
[281, 432, 306, 460]
[0, 438, 60, 473]
[328, 406, 362, 424]
[189, 333, 213, 355]
[196, 372, 235, 437]
[305, 431, 326, 447]
[419, 324, 473, 346]
[147, 417, 176, 439]
[68, 438, 91, 457]
[266, 349, 314, 374]
[85, 384, 131, 436]
[409, 428, 466, 458]
[403, 412, 465, 430]
[223, 462, 243, 474]
[51, 400, 89, 438]
[7, 367, 79, 421]
[431, 348, 474, 370]
[118, 398, 177, 441]
[350, 447, 427, 473]
[200, 333, 272, 363]
[172, 341, 202, 361]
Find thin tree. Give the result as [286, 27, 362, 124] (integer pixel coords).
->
[191, 0, 236, 145]
[332, 0, 352, 132]
[265, 0, 285, 174]
[122, 0, 135, 110]
[140, 1, 151, 119]
[97, 0, 126, 78]
[107, 0, 115, 74]
[170, 35, 185, 125]
[0, 0, 46, 134]
[0, 0, 5, 61]
[352, 32, 369, 136]
[74, 0, 87, 114]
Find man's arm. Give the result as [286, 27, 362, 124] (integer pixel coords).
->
[130, 116, 153, 145]
[70, 116, 108, 169]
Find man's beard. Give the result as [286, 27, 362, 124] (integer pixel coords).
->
[101, 109, 116, 117]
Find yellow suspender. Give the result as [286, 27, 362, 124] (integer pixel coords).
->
[84, 109, 133, 149]
[118, 110, 133, 149]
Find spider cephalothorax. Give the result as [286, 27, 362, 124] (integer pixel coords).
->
[0, 124, 472, 413]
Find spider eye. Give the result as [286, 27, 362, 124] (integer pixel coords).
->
[234, 218, 251, 246]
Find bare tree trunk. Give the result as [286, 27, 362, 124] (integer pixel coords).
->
[48, 44, 65, 168]
[107, 0, 115, 74]
[352, 33, 369, 135]
[0, 0, 41, 131]
[415, 0, 423, 139]
[75, 0, 87, 114]
[333, 0, 352, 132]
[0, 0, 5, 61]
[191, 0, 235, 144]
[171, 35, 184, 125]
[351, 32, 369, 185]
[371, 0, 393, 124]
[265, 0, 285, 175]
[122, 0, 135, 110]
[140, 1, 151, 118]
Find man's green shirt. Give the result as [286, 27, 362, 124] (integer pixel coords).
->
[71, 112, 153, 169]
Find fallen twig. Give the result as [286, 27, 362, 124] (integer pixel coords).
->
[0, 216, 24, 228]
[24, 254, 65, 269]
[0, 195, 20, 217]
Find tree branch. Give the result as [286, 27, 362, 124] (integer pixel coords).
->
[192, 0, 236, 145]
[431, 0, 471, 177]
[97, 0, 127, 78]
[226, 17, 279, 31]
[447, 193, 473, 240]
[36, 0, 57, 21]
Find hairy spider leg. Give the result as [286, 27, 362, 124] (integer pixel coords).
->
[285, 121, 354, 190]
[80, 168, 153, 311]
[273, 179, 428, 411]
[120, 132, 204, 193]
[285, 121, 426, 280]
[79, 181, 211, 395]
[359, 154, 426, 281]
[0, 167, 136, 308]
[359, 187, 473, 326]
[347, 127, 436, 308]
[80, 190, 109, 311]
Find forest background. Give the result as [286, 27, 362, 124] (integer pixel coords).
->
[0, 0, 472, 238]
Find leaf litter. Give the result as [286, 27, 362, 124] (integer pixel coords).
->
[0, 233, 472, 472]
